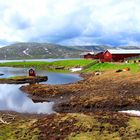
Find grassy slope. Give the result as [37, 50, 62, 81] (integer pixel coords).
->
[0, 42, 83, 59]
[0, 60, 140, 139]
[0, 59, 93, 70]
[0, 60, 139, 73]
[84, 62, 140, 73]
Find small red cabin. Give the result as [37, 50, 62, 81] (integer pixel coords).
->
[29, 68, 36, 76]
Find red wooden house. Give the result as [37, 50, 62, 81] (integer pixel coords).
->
[100, 49, 140, 62]
[82, 49, 140, 62]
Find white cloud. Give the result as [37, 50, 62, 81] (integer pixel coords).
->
[0, 0, 140, 46]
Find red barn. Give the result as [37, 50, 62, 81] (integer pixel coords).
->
[100, 49, 140, 62]
[94, 52, 104, 59]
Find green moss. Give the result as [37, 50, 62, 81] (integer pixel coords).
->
[68, 132, 96, 140]
[128, 117, 140, 130]
[73, 113, 99, 129]
[68, 132, 121, 140]
[0, 119, 40, 140]
[1, 113, 140, 139]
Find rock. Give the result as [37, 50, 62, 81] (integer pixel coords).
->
[55, 66, 65, 70]
[95, 71, 102, 76]
[116, 69, 123, 73]
[0, 73, 4, 76]
[123, 68, 130, 72]
[116, 68, 130, 73]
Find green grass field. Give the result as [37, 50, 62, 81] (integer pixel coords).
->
[0, 59, 93, 70]
[0, 59, 140, 73]
[84, 62, 140, 73]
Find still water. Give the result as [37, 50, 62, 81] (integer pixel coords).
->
[0, 67, 82, 114]
[0, 58, 80, 63]
[0, 67, 82, 85]
[0, 84, 54, 114]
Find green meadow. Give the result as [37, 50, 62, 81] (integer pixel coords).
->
[84, 62, 140, 73]
[0, 59, 140, 73]
[0, 59, 93, 70]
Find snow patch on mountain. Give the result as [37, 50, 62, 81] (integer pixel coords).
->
[23, 48, 31, 56]
[44, 47, 52, 54]
[44, 47, 49, 52]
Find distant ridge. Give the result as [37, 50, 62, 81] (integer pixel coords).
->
[118, 46, 140, 50]
[0, 42, 140, 60]
[0, 42, 83, 59]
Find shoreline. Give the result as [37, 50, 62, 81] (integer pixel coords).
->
[0, 61, 140, 139]
[20, 71, 140, 114]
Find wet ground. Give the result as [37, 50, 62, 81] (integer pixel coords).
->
[0, 67, 82, 114]
[21, 71, 140, 113]
[0, 111, 140, 140]
[1, 70, 140, 139]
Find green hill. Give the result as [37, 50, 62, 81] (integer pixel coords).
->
[0, 42, 83, 59]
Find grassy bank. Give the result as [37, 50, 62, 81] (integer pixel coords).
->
[0, 59, 140, 73]
[0, 59, 93, 71]
[84, 62, 140, 73]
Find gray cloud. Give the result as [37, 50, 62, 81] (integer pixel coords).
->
[0, 0, 140, 46]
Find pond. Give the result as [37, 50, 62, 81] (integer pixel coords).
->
[0, 58, 80, 63]
[0, 67, 83, 85]
[0, 67, 82, 114]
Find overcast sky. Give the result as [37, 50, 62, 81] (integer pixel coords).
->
[0, 0, 139, 46]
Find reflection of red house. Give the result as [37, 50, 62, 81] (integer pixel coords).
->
[101, 49, 140, 62]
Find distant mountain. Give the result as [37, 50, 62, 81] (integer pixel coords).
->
[0, 42, 139, 60]
[66, 45, 112, 51]
[72, 45, 140, 51]
[118, 46, 140, 49]
[0, 42, 83, 60]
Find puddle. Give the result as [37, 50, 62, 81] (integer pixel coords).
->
[0, 84, 54, 114]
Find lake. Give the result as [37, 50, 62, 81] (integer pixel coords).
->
[0, 58, 80, 63]
[0, 67, 82, 114]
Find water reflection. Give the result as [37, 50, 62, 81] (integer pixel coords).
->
[0, 67, 82, 114]
[0, 58, 80, 63]
[0, 84, 54, 114]
[0, 67, 83, 84]
[40, 71, 83, 85]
